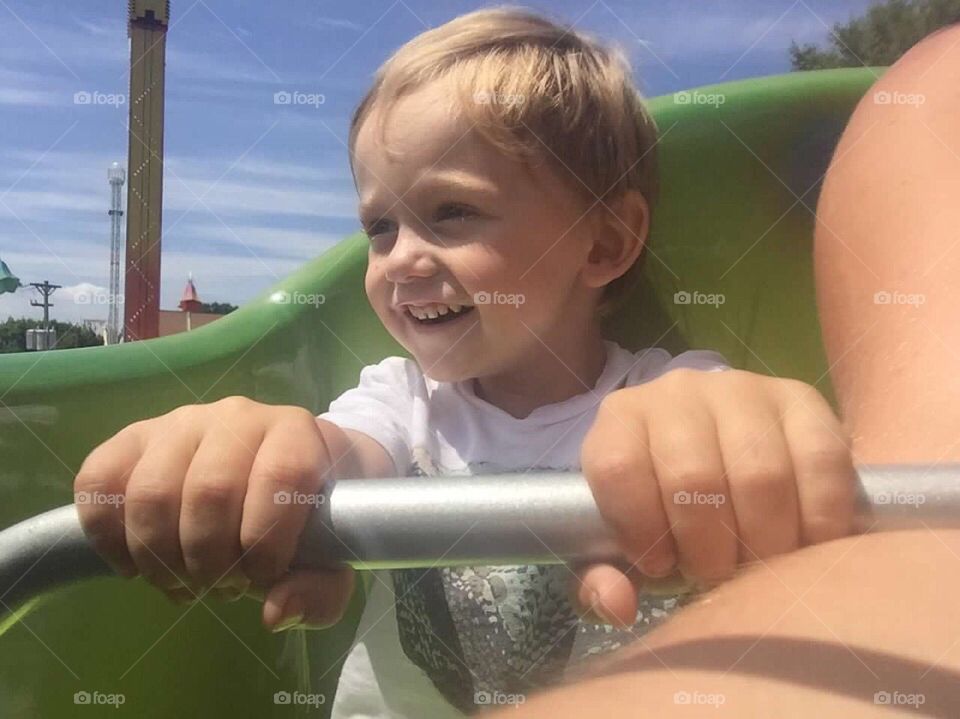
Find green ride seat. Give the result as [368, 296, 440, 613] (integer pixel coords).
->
[0, 67, 882, 718]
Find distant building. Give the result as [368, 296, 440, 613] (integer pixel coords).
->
[158, 310, 222, 336]
[157, 274, 226, 337]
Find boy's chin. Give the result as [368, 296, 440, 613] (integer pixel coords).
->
[408, 347, 485, 383]
[416, 359, 473, 383]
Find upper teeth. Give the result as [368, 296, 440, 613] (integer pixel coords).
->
[407, 303, 468, 320]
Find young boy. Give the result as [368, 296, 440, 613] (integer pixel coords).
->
[74, 8, 857, 718]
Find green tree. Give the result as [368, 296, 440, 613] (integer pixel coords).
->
[791, 0, 960, 70]
[0, 317, 104, 353]
[197, 301, 238, 315]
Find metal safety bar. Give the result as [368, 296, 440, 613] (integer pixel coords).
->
[1, 464, 958, 614]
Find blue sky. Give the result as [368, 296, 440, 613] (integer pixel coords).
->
[0, 0, 874, 323]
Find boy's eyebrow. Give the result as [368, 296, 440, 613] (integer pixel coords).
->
[358, 171, 499, 218]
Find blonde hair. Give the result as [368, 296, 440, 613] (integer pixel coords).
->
[349, 6, 659, 317]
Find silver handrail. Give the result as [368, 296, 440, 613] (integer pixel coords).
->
[1, 464, 958, 613]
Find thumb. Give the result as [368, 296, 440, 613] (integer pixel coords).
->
[261, 567, 355, 632]
[570, 563, 644, 628]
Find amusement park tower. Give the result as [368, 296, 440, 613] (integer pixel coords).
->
[107, 162, 125, 344]
[123, 0, 169, 340]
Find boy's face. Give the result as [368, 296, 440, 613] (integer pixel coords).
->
[353, 80, 605, 382]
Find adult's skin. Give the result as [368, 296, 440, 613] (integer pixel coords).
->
[490, 23, 960, 719]
[816, 22, 960, 464]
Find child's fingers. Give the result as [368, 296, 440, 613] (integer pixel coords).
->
[569, 563, 643, 628]
[581, 395, 677, 576]
[177, 414, 263, 590]
[778, 383, 858, 544]
[714, 400, 801, 563]
[74, 424, 145, 578]
[240, 409, 331, 587]
[649, 395, 739, 585]
[123, 413, 208, 590]
[263, 567, 355, 631]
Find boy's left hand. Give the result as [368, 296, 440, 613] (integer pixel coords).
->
[573, 368, 857, 627]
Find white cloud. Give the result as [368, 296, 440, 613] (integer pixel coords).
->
[170, 222, 346, 259]
[0, 149, 358, 224]
[0, 86, 61, 106]
[0, 65, 74, 107]
[164, 176, 357, 220]
[0, 189, 102, 215]
[72, 17, 118, 38]
[59, 281, 108, 299]
[166, 48, 282, 85]
[313, 16, 365, 33]
[0, 16, 128, 71]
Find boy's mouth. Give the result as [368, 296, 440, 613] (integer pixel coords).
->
[404, 303, 476, 326]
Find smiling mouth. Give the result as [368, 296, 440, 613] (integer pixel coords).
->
[404, 304, 476, 326]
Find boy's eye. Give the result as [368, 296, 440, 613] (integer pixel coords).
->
[434, 203, 476, 222]
[361, 204, 477, 242]
[363, 219, 395, 240]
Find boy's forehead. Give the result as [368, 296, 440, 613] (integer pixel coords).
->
[354, 82, 491, 183]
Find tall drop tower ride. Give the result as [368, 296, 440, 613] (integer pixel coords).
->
[123, 0, 169, 340]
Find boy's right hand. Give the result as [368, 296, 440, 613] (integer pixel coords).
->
[74, 396, 355, 632]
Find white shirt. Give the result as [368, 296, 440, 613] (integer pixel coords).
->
[318, 340, 729, 718]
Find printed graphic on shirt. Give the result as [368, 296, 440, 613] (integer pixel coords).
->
[392, 449, 695, 714]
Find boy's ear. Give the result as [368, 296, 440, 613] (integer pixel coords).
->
[581, 190, 649, 289]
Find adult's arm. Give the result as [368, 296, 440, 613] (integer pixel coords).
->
[814, 23, 960, 463]
[495, 528, 960, 717]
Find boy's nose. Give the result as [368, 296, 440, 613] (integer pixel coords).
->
[383, 226, 438, 282]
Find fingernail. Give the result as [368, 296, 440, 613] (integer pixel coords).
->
[587, 591, 619, 627]
[642, 555, 676, 578]
[271, 614, 304, 633]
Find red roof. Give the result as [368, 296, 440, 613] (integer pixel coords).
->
[178, 275, 202, 312]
